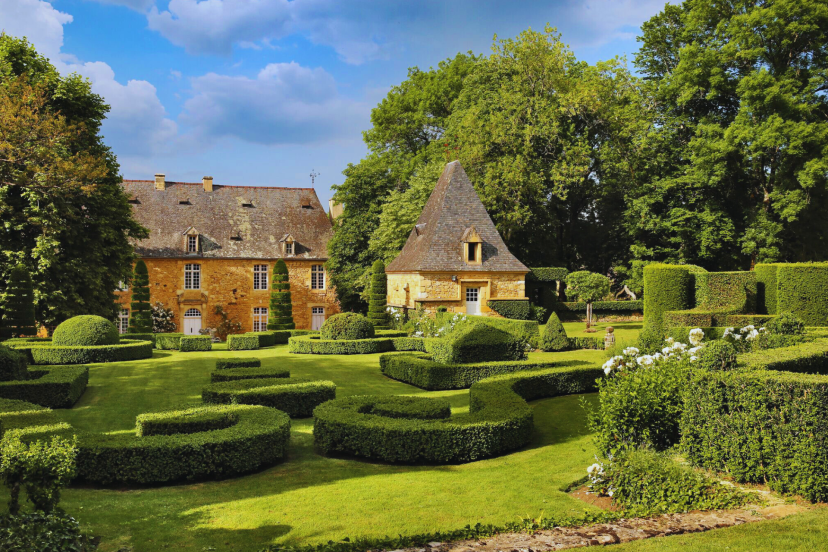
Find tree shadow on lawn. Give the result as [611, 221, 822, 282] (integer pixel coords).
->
[183, 523, 293, 552]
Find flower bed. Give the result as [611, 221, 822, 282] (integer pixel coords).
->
[313, 363, 602, 463]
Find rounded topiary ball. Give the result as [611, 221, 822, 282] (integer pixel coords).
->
[697, 341, 738, 371]
[52, 315, 120, 346]
[320, 313, 375, 341]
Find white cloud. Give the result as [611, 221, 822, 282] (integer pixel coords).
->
[180, 62, 368, 145]
[0, 0, 177, 157]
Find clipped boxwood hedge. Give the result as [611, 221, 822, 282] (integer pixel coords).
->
[738, 338, 828, 374]
[0, 398, 54, 435]
[155, 333, 184, 350]
[313, 364, 603, 463]
[693, 271, 756, 312]
[289, 335, 394, 355]
[210, 366, 291, 383]
[455, 316, 540, 350]
[52, 315, 119, 346]
[244, 330, 319, 348]
[0, 345, 28, 381]
[203, 377, 336, 417]
[6, 339, 152, 365]
[643, 264, 694, 335]
[682, 363, 828, 502]
[68, 404, 290, 485]
[486, 300, 533, 320]
[321, 313, 375, 340]
[179, 336, 212, 352]
[379, 352, 597, 390]
[755, 263, 781, 315]
[776, 263, 828, 326]
[137, 408, 236, 436]
[216, 358, 261, 370]
[554, 300, 644, 313]
[125, 333, 156, 346]
[0, 366, 88, 408]
[227, 335, 259, 351]
[431, 323, 525, 364]
[527, 267, 568, 282]
[726, 314, 776, 327]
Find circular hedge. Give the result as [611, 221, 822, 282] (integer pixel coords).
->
[321, 313, 375, 341]
[202, 377, 336, 418]
[52, 315, 119, 347]
[71, 404, 290, 485]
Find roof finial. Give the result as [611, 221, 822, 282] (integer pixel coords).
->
[309, 169, 320, 186]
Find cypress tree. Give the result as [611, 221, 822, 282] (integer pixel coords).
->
[367, 260, 388, 329]
[128, 260, 152, 333]
[2, 264, 37, 338]
[268, 259, 295, 330]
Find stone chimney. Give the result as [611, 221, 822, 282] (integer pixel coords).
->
[154, 173, 165, 191]
[203, 176, 213, 192]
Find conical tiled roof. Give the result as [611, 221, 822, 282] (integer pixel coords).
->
[387, 162, 528, 273]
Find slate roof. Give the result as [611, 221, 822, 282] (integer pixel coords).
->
[386, 162, 528, 273]
[122, 180, 332, 260]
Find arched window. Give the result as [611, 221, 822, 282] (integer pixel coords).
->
[184, 308, 201, 318]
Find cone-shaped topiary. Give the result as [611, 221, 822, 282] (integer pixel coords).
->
[367, 260, 388, 329]
[1, 264, 37, 338]
[128, 260, 152, 333]
[268, 259, 295, 330]
[541, 312, 569, 352]
[53, 315, 120, 346]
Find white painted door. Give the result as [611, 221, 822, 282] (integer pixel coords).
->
[311, 307, 325, 330]
[184, 308, 202, 335]
[465, 287, 480, 315]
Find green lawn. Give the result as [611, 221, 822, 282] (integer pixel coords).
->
[4, 344, 609, 551]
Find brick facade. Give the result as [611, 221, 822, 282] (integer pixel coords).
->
[116, 258, 339, 331]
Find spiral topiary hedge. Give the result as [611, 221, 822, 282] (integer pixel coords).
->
[368, 260, 389, 329]
[379, 352, 594, 390]
[16, 404, 291, 485]
[313, 363, 603, 463]
[203, 377, 336, 417]
[52, 315, 120, 346]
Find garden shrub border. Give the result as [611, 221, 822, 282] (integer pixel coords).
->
[431, 323, 525, 364]
[313, 363, 603, 463]
[0, 366, 89, 408]
[179, 336, 212, 352]
[215, 358, 261, 370]
[486, 300, 533, 320]
[13, 404, 291, 485]
[379, 353, 596, 390]
[155, 333, 184, 350]
[0, 398, 54, 435]
[554, 300, 643, 313]
[203, 377, 336, 418]
[7, 339, 153, 365]
[455, 316, 540, 349]
[210, 366, 291, 383]
[288, 332, 410, 355]
[227, 335, 259, 351]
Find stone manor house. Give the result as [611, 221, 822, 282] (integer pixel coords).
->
[115, 175, 340, 334]
[387, 162, 529, 315]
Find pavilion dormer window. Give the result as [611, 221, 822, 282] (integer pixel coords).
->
[461, 226, 482, 266]
[280, 234, 296, 256]
[187, 235, 198, 253]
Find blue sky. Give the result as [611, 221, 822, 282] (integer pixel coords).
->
[1, 0, 669, 206]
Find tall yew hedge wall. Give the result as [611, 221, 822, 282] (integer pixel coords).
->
[755, 263, 781, 315]
[643, 264, 693, 335]
[776, 263, 828, 326]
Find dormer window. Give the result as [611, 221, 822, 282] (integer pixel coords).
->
[461, 226, 482, 266]
[301, 199, 312, 209]
[183, 227, 201, 255]
[242, 201, 254, 208]
[280, 234, 296, 256]
[179, 199, 191, 205]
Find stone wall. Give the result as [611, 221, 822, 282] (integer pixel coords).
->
[387, 271, 526, 315]
[116, 258, 340, 332]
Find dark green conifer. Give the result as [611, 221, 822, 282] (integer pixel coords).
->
[541, 312, 569, 352]
[268, 260, 295, 330]
[2, 264, 37, 338]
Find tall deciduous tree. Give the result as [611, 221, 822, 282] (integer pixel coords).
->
[268, 260, 295, 330]
[128, 260, 151, 333]
[1, 265, 36, 338]
[629, 0, 828, 267]
[0, 35, 147, 326]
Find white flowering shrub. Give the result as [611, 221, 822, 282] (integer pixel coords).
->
[385, 306, 406, 331]
[403, 308, 468, 338]
[722, 325, 767, 352]
[151, 302, 177, 333]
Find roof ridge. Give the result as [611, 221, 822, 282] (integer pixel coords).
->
[122, 180, 316, 191]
